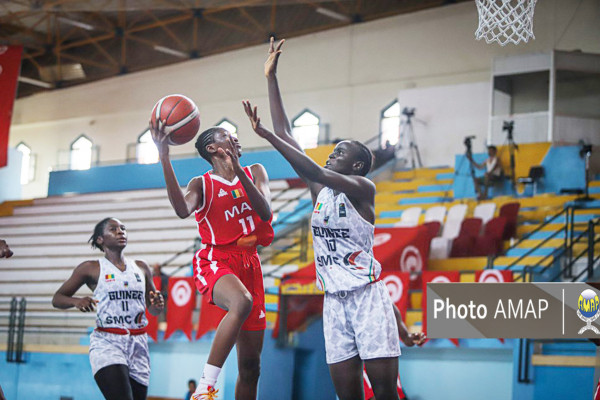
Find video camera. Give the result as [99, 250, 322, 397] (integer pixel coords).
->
[463, 135, 476, 152]
[402, 107, 415, 118]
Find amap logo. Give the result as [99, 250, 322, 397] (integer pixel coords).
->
[578, 289, 600, 335]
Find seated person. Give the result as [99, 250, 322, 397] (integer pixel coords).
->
[468, 145, 503, 200]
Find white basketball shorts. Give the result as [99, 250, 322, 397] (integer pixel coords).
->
[89, 329, 150, 386]
[323, 280, 401, 365]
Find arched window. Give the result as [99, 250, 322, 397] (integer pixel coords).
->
[380, 100, 400, 148]
[217, 118, 238, 137]
[137, 129, 159, 164]
[292, 109, 320, 150]
[70, 135, 93, 170]
[16, 142, 32, 184]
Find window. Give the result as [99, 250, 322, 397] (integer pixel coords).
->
[70, 135, 93, 170]
[217, 119, 237, 137]
[380, 100, 400, 147]
[292, 110, 320, 150]
[16, 142, 32, 184]
[136, 129, 159, 164]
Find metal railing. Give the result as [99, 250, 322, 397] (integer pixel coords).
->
[6, 297, 26, 363]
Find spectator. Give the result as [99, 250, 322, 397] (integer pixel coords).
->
[185, 379, 197, 400]
[467, 145, 503, 200]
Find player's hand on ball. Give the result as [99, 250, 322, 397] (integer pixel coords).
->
[148, 121, 169, 156]
[149, 291, 165, 310]
[243, 101, 272, 139]
[74, 297, 98, 312]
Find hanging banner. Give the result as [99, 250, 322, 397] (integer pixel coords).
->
[381, 271, 410, 321]
[164, 277, 196, 340]
[422, 270, 460, 346]
[0, 46, 22, 167]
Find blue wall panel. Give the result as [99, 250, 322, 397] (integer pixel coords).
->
[48, 150, 298, 196]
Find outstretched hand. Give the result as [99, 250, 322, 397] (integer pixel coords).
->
[243, 101, 272, 139]
[149, 291, 165, 310]
[407, 331, 427, 347]
[265, 37, 285, 78]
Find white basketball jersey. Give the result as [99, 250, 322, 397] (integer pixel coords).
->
[94, 257, 148, 330]
[311, 188, 381, 293]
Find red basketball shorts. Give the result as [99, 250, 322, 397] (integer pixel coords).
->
[193, 243, 266, 331]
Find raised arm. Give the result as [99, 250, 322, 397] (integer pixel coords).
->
[52, 261, 99, 312]
[244, 101, 374, 201]
[150, 123, 203, 218]
[264, 37, 324, 201]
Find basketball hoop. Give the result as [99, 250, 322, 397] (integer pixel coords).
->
[475, 0, 537, 46]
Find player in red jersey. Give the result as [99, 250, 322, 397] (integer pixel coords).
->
[151, 119, 273, 400]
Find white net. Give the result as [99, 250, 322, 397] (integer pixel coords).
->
[475, 0, 537, 46]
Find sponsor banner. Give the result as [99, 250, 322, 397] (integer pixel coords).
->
[427, 283, 600, 339]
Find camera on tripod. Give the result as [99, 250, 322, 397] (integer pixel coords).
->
[402, 107, 415, 118]
[463, 135, 476, 152]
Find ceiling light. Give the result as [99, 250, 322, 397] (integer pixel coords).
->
[18, 76, 54, 89]
[153, 45, 189, 59]
[57, 16, 95, 31]
[315, 7, 350, 22]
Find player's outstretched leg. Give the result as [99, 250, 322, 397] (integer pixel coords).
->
[364, 357, 400, 400]
[329, 355, 365, 400]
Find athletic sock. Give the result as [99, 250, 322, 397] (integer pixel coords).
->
[194, 364, 221, 395]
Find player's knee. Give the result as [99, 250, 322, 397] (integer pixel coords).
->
[230, 291, 253, 319]
[238, 357, 260, 384]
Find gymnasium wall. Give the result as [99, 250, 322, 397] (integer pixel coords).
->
[8, 0, 600, 199]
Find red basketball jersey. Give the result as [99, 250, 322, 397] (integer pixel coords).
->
[195, 166, 274, 248]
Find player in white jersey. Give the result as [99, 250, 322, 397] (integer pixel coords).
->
[53, 218, 164, 400]
[241, 38, 424, 400]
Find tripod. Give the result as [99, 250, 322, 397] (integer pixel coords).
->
[395, 107, 423, 170]
[504, 121, 518, 194]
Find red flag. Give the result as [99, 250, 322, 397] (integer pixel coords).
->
[164, 277, 196, 340]
[373, 226, 429, 290]
[363, 366, 407, 399]
[145, 276, 162, 341]
[475, 269, 513, 283]
[421, 270, 460, 346]
[196, 294, 227, 339]
[0, 46, 22, 167]
[381, 271, 410, 320]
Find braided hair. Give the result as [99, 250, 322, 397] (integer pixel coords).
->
[88, 217, 113, 251]
[350, 140, 373, 176]
[195, 127, 223, 164]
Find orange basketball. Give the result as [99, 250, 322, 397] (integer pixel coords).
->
[150, 94, 201, 146]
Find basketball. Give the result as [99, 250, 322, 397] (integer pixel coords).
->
[150, 94, 201, 145]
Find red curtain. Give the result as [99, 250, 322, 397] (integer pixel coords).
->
[164, 277, 196, 340]
[0, 46, 22, 167]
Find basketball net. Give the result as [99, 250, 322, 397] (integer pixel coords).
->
[475, 0, 537, 46]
